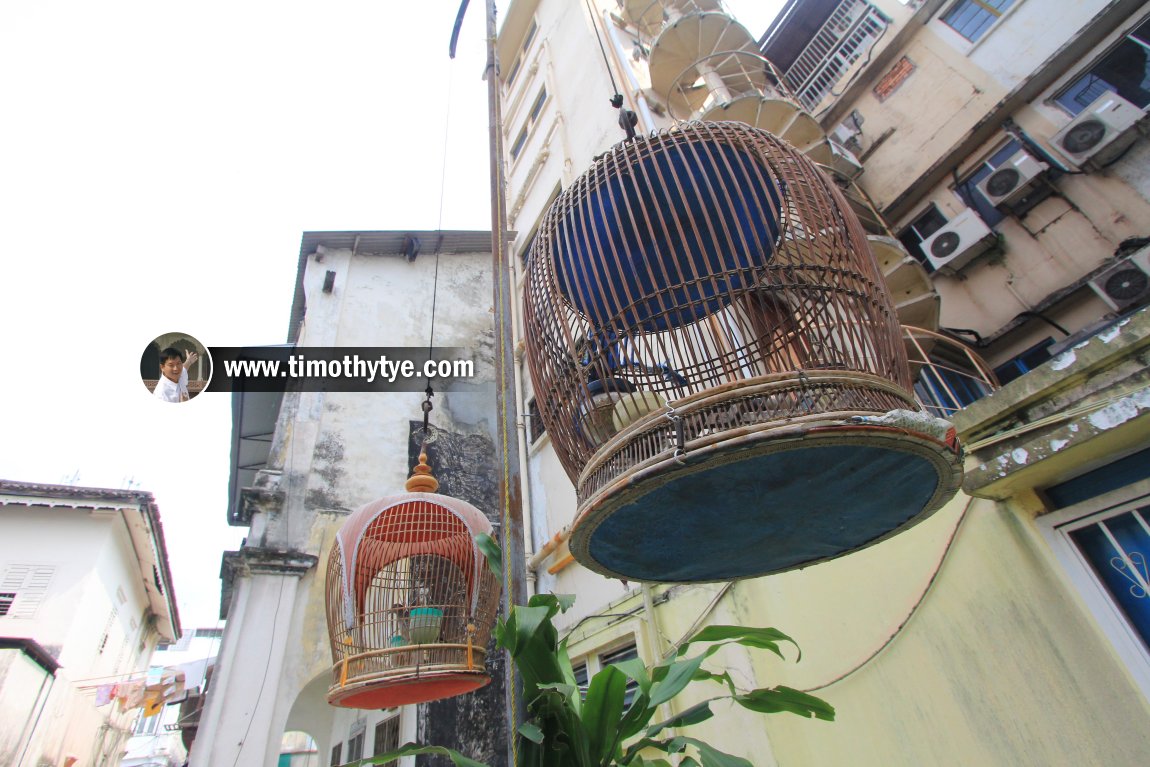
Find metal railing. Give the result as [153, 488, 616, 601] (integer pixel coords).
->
[903, 326, 999, 417]
[785, 0, 887, 110]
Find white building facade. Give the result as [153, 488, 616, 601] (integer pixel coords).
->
[0, 481, 180, 767]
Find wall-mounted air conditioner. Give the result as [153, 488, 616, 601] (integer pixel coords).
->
[921, 208, 997, 272]
[976, 150, 1049, 207]
[1088, 246, 1150, 312]
[828, 138, 864, 179]
[1050, 92, 1146, 170]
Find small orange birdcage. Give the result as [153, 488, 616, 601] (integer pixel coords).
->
[325, 452, 501, 708]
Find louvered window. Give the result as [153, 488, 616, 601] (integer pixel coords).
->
[0, 564, 55, 619]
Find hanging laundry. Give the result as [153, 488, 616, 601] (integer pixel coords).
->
[94, 684, 115, 706]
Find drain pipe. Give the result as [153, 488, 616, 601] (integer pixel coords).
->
[527, 525, 571, 573]
[602, 10, 657, 133]
[512, 335, 537, 594]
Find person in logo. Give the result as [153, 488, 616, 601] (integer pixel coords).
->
[153, 347, 199, 403]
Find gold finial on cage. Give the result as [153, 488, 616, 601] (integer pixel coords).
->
[405, 450, 439, 493]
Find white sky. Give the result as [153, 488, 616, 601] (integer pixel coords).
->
[0, 0, 783, 631]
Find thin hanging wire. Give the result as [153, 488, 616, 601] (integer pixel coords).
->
[584, 0, 637, 139]
[420, 37, 457, 446]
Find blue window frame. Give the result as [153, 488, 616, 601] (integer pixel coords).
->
[913, 363, 992, 415]
[942, 0, 1015, 42]
[1068, 507, 1150, 650]
[1055, 19, 1150, 115]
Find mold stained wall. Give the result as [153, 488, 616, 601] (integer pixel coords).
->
[556, 489, 1150, 765]
[829, 1, 1150, 362]
[252, 244, 498, 764]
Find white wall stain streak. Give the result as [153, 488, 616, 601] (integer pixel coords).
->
[1086, 389, 1150, 431]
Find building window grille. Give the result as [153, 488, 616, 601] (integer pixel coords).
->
[1066, 506, 1150, 646]
[511, 127, 529, 160]
[0, 593, 14, 617]
[1055, 19, 1150, 115]
[527, 397, 546, 444]
[373, 716, 400, 765]
[529, 86, 547, 122]
[510, 86, 548, 162]
[1045, 491, 1150, 664]
[1040, 456, 1150, 698]
[135, 712, 161, 736]
[941, 0, 1015, 43]
[346, 732, 364, 763]
[784, 0, 888, 110]
[505, 18, 538, 90]
[570, 661, 589, 700]
[330, 744, 341, 767]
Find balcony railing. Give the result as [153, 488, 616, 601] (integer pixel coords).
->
[904, 326, 999, 417]
[785, 0, 888, 110]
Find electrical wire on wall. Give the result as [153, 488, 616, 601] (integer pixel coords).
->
[802, 497, 975, 692]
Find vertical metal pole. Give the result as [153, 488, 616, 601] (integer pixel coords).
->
[483, 1, 528, 765]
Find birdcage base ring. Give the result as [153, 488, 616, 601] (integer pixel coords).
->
[569, 424, 963, 583]
[327, 655, 491, 709]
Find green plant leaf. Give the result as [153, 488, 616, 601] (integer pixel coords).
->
[644, 699, 715, 738]
[690, 667, 736, 695]
[355, 742, 489, 766]
[503, 605, 567, 695]
[536, 681, 578, 699]
[622, 736, 682, 763]
[734, 686, 836, 721]
[613, 656, 651, 696]
[583, 664, 628, 763]
[677, 737, 753, 767]
[629, 758, 675, 767]
[519, 721, 545, 744]
[616, 689, 654, 742]
[475, 533, 503, 580]
[648, 652, 708, 707]
[678, 625, 798, 661]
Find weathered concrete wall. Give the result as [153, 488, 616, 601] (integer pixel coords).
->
[409, 422, 507, 767]
[197, 239, 502, 767]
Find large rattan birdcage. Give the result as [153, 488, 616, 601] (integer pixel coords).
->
[523, 121, 963, 583]
[325, 455, 500, 708]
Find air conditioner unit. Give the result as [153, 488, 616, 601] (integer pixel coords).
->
[976, 150, 1049, 207]
[1051, 91, 1146, 170]
[827, 139, 863, 180]
[1088, 246, 1150, 312]
[921, 208, 997, 272]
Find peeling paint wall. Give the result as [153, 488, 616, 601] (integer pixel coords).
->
[196, 238, 501, 767]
